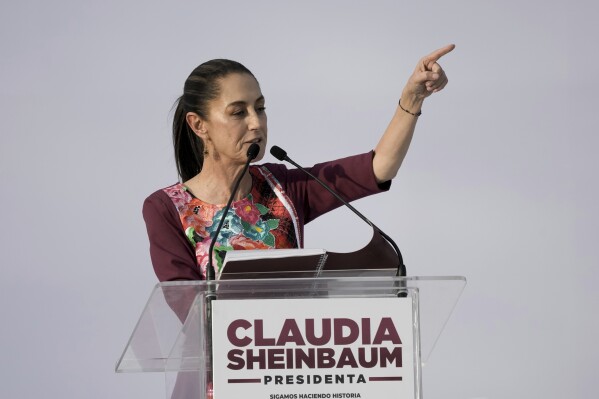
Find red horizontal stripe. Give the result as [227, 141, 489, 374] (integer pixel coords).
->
[369, 376, 403, 381]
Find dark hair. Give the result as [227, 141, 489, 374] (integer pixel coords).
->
[173, 59, 255, 181]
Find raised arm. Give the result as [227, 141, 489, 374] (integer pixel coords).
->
[373, 44, 455, 183]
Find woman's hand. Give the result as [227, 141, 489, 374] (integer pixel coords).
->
[400, 44, 455, 109]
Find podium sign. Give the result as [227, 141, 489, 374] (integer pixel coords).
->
[212, 297, 417, 398]
[116, 276, 466, 399]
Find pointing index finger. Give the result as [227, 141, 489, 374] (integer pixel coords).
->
[423, 44, 455, 68]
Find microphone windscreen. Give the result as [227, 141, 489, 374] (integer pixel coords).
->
[270, 145, 287, 161]
[247, 143, 260, 160]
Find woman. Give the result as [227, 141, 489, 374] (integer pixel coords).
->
[143, 45, 454, 282]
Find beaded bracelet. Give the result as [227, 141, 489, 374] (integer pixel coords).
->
[398, 99, 422, 117]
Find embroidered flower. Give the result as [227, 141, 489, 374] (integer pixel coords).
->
[207, 208, 243, 245]
[195, 238, 212, 277]
[230, 234, 271, 250]
[242, 218, 269, 241]
[180, 203, 214, 238]
[195, 237, 234, 277]
[163, 184, 192, 209]
[234, 198, 261, 225]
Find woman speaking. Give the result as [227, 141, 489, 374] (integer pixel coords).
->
[143, 45, 454, 282]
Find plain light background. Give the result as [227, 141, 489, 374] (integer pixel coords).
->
[1, 1, 597, 398]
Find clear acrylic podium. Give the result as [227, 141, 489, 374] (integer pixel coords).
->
[116, 274, 465, 399]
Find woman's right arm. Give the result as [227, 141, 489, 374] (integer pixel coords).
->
[142, 191, 202, 281]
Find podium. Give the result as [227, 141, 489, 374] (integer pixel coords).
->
[116, 274, 465, 399]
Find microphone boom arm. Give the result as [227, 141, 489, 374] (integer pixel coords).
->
[271, 146, 406, 277]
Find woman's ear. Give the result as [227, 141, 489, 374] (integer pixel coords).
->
[186, 112, 208, 139]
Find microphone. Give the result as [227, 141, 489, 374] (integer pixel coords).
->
[270, 145, 406, 277]
[247, 142, 260, 160]
[269, 145, 288, 162]
[206, 143, 260, 281]
[204, 144, 260, 399]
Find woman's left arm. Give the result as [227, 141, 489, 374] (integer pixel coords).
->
[373, 44, 455, 183]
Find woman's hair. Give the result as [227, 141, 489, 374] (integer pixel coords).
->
[173, 59, 255, 181]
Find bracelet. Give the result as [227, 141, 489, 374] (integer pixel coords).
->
[398, 99, 422, 117]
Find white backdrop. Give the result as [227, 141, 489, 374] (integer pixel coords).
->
[1, 1, 597, 398]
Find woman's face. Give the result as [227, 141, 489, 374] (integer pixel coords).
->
[201, 73, 267, 164]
